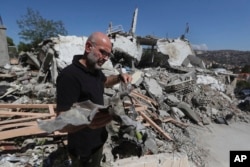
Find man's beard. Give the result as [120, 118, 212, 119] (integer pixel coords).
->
[86, 51, 101, 70]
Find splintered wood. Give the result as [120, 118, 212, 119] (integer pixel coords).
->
[0, 104, 56, 140]
[0, 90, 188, 141]
[127, 90, 189, 141]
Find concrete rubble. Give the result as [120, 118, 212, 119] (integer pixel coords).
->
[0, 34, 250, 167]
[1, 8, 250, 167]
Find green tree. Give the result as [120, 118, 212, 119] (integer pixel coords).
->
[241, 65, 250, 73]
[7, 36, 15, 46]
[18, 42, 33, 52]
[17, 8, 68, 48]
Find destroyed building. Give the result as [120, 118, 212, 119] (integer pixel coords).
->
[0, 15, 9, 67]
[1, 8, 250, 167]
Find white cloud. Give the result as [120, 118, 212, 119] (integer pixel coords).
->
[191, 43, 208, 50]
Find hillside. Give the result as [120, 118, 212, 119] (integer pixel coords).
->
[197, 50, 250, 68]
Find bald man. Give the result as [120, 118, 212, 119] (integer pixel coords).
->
[56, 32, 132, 166]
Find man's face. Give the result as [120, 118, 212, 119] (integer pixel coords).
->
[86, 50, 101, 70]
[86, 43, 112, 70]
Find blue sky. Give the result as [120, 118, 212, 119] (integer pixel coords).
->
[1, 0, 250, 51]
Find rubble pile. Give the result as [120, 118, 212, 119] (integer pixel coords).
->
[0, 38, 250, 167]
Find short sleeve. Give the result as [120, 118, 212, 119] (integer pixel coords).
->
[56, 72, 80, 112]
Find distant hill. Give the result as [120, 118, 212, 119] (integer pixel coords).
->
[196, 50, 250, 68]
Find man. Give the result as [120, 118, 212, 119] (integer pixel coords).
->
[56, 32, 132, 166]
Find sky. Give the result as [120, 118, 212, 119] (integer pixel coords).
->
[1, 0, 250, 51]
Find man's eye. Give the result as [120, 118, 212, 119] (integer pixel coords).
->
[100, 49, 110, 57]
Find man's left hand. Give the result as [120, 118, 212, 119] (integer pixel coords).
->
[119, 73, 132, 83]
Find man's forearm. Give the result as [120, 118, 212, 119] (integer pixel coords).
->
[104, 74, 121, 87]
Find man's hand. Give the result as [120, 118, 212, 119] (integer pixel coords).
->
[119, 73, 132, 83]
[105, 73, 132, 87]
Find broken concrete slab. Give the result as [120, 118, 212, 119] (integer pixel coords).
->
[143, 77, 163, 98]
[52, 35, 87, 66]
[177, 102, 202, 125]
[131, 70, 144, 86]
[37, 48, 54, 83]
[156, 38, 196, 67]
[0, 25, 9, 67]
[111, 34, 143, 62]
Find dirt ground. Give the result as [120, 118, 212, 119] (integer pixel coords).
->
[196, 121, 250, 167]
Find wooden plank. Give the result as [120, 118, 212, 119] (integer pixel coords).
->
[0, 115, 53, 125]
[48, 104, 55, 115]
[123, 100, 144, 107]
[123, 101, 173, 140]
[137, 110, 173, 141]
[0, 125, 47, 140]
[124, 105, 147, 112]
[0, 104, 55, 125]
[0, 103, 65, 140]
[0, 121, 36, 131]
[0, 104, 56, 109]
[130, 91, 158, 107]
[0, 111, 54, 117]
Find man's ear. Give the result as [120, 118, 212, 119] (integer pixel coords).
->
[85, 41, 92, 52]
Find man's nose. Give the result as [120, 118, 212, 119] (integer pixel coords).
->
[103, 55, 109, 61]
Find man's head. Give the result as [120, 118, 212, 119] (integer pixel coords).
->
[83, 32, 112, 70]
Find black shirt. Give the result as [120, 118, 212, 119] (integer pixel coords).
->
[56, 54, 108, 157]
